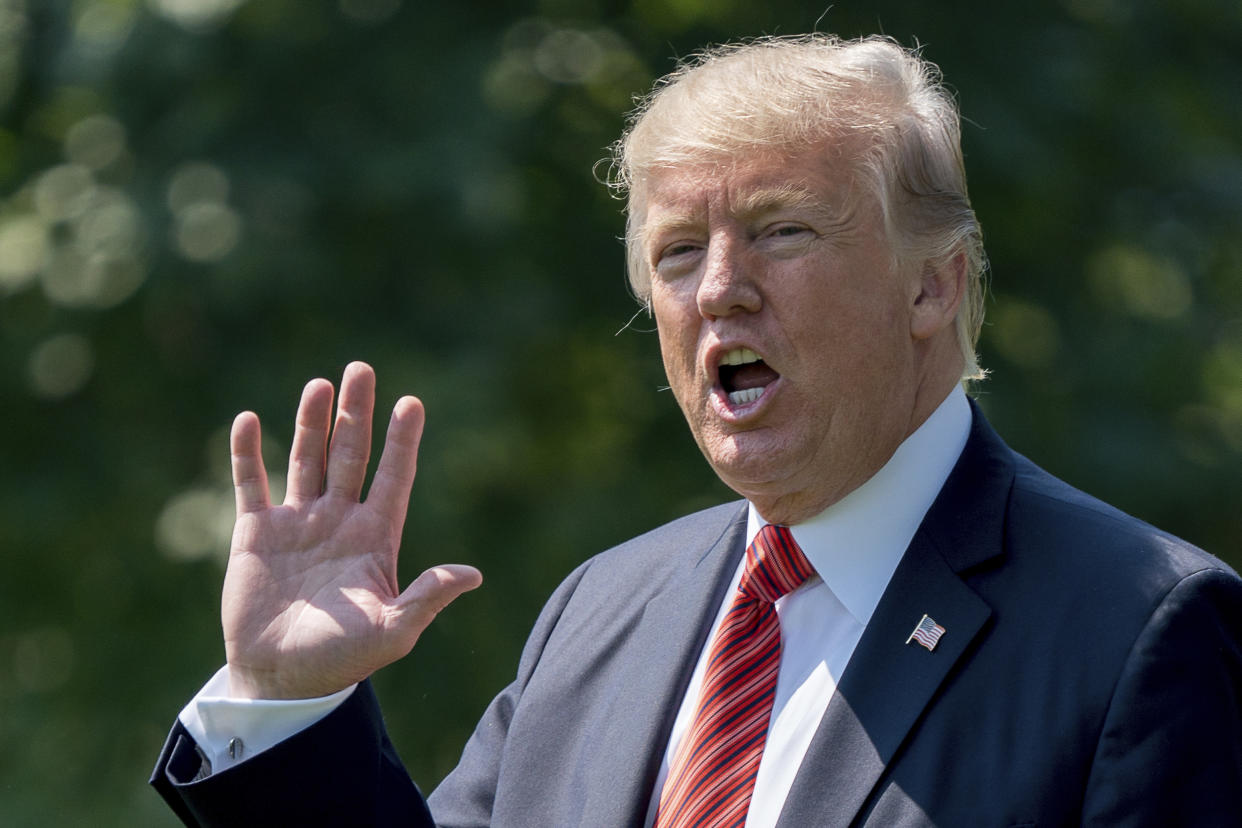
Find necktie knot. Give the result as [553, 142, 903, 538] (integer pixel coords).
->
[739, 523, 815, 604]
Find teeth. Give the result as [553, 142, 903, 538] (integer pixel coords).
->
[728, 387, 764, 405]
[720, 347, 761, 367]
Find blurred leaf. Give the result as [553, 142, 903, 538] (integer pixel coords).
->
[2, 0, 1240, 823]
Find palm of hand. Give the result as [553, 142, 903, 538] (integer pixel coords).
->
[220, 362, 481, 700]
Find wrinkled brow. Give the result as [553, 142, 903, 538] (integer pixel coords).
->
[643, 184, 848, 246]
[736, 184, 850, 225]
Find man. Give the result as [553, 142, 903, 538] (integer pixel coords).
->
[152, 35, 1242, 826]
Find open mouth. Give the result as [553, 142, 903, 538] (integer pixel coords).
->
[718, 347, 780, 406]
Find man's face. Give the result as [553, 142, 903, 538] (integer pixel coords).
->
[642, 147, 926, 524]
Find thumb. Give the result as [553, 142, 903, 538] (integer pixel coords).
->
[389, 564, 483, 638]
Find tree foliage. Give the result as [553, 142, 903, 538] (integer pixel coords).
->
[1, 0, 1238, 823]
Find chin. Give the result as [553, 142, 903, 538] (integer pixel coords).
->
[704, 446, 800, 498]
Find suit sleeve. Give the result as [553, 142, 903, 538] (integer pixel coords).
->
[1081, 567, 1242, 826]
[150, 680, 434, 827]
[150, 561, 592, 828]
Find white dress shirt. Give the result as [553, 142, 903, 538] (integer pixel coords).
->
[182, 387, 972, 824]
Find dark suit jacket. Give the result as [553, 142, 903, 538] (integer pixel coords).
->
[152, 409, 1242, 826]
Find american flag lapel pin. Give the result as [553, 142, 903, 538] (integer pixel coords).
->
[906, 614, 946, 652]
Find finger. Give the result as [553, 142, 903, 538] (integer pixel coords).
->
[387, 564, 484, 647]
[230, 411, 270, 513]
[325, 361, 376, 501]
[366, 395, 425, 528]
[285, 378, 335, 504]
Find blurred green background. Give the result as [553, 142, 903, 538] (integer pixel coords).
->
[1, 0, 1239, 824]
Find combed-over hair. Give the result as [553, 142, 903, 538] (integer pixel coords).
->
[607, 34, 987, 381]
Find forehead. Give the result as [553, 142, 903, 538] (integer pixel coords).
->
[638, 147, 859, 227]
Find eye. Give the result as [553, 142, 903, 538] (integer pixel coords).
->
[654, 241, 703, 276]
[765, 223, 811, 239]
[663, 242, 700, 257]
[756, 223, 818, 256]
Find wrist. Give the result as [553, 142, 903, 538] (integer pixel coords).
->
[226, 659, 359, 700]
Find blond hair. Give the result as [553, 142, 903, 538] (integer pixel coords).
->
[608, 34, 987, 381]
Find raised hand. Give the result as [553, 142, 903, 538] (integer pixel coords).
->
[221, 361, 482, 699]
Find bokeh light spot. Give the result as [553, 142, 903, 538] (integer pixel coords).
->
[0, 214, 49, 291]
[167, 161, 230, 213]
[72, 0, 138, 53]
[1089, 244, 1193, 320]
[76, 186, 141, 252]
[988, 298, 1061, 369]
[147, 0, 247, 32]
[64, 114, 127, 170]
[155, 486, 234, 562]
[35, 183, 148, 307]
[34, 163, 96, 221]
[533, 28, 604, 84]
[27, 332, 94, 398]
[43, 247, 145, 308]
[173, 201, 242, 262]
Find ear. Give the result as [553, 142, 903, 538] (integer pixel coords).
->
[910, 251, 967, 341]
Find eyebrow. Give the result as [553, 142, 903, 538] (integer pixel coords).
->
[641, 210, 699, 248]
[740, 184, 859, 227]
[736, 184, 821, 216]
[640, 182, 855, 254]
[647, 185, 844, 232]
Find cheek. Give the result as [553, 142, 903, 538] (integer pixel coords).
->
[655, 325, 694, 393]
[652, 291, 698, 366]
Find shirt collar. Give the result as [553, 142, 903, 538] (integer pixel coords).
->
[746, 385, 972, 626]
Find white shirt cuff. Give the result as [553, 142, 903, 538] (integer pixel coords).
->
[178, 665, 356, 773]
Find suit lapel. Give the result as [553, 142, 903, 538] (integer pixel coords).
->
[580, 505, 749, 827]
[777, 405, 1014, 827]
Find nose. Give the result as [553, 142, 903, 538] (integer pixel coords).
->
[696, 234, 761, 320]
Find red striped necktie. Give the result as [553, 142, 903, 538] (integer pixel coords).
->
[654, 524, 816, 828]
